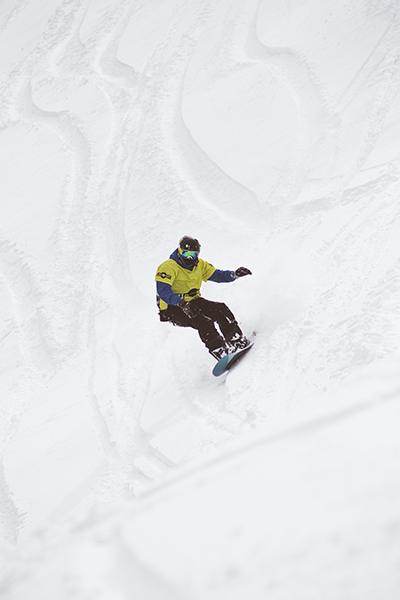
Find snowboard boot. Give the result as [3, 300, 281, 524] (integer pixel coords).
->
[209, 345, 229, 361]
[228, 334, 250, 353]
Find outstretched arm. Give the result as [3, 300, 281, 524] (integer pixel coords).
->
[208, 267, 252, 282]
[208, 269, 235, 283]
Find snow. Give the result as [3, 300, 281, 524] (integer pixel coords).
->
[1, 0, 400, 598]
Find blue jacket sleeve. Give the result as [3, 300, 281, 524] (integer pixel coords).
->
[208, 269, 236, 283]
[157, 281, 181, 306]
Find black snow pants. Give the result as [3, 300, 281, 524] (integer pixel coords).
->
[160, 297, 243, 353]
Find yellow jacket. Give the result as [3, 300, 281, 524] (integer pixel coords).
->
[156, 249, 235, 311]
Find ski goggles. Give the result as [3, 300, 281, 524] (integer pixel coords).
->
[180, 249, 199, 260]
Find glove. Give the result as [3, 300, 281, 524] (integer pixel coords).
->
[179, 299, 200, 319]
[234, 267, 252, 278]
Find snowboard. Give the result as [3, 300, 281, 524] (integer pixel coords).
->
[212, 342, 254, 377]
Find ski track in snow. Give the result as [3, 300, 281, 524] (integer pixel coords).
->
[1, 0, 400, 597]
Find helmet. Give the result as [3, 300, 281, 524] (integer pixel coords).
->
[178, 236, 201, 267]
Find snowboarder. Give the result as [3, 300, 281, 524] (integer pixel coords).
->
[156, 236, 252, 360]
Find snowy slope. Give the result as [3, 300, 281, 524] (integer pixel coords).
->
[1, 0, 400, 598]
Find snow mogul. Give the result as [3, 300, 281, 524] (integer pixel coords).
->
[155, 236, 252, 360]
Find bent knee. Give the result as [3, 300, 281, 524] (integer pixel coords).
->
[216, 301, 233, 315]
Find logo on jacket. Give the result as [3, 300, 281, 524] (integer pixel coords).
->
[157, 271, 172, 280]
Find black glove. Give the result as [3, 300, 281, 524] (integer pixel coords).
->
[179, 299, 200, 319]
[234, 267, 252, 278]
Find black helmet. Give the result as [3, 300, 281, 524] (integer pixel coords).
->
[179, 236, 201, 253]
[178, 236, 201, 267]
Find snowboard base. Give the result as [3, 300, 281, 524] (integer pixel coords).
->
[212, 342, 254, 377]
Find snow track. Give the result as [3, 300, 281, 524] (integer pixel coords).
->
[1, 0, 400, 598]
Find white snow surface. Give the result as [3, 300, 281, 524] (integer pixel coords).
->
[1, 0, 400, 598]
